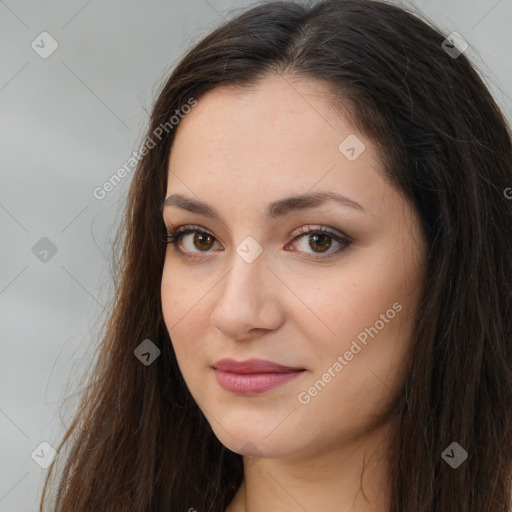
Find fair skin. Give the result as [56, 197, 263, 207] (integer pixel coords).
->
[161, 74, 426, 512]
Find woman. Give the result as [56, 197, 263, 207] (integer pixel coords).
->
[40, 0, 512, 511]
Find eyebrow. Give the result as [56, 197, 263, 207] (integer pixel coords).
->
[161, 191, 364, 219]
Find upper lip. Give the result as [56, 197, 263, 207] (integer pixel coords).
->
[212, 358, 305, 374]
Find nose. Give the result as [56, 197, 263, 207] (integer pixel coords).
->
[210, 250, 284, 341]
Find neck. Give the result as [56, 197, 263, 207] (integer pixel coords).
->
[226, 417, 394, 512]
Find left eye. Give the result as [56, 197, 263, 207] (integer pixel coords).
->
[286, 226, 351, 258]
[165, 225, 352, 259]
[289, 230, 345, 254]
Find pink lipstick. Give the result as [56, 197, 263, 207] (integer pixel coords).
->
[212, 358, 305, 394]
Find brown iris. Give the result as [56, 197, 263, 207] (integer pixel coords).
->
[308, 233, 332, 252]
[193, 232, 215, 251]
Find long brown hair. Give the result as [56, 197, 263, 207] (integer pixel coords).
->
[40, 1, 512, 510]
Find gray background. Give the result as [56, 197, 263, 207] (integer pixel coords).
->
[1, 1, 511, 510]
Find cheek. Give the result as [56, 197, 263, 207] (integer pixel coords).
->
[289, 265, 403, 343]
[161, 265, 181, 331]
[161, 257, 202, 324]
[291, 273, 414, 438]
[291, 250, 420, 384]
[161, 263, 203, 361]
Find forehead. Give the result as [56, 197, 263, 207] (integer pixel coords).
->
[170, 74, 347, 157]
[165, 74, 392, 217]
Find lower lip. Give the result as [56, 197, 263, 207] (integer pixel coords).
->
[213, 369, 304, 394]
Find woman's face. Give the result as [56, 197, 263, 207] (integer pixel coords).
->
[161, 74, 426, 460]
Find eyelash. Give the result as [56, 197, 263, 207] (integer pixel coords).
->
[163, 223, 352, 261]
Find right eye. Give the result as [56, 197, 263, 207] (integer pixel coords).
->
[165, 225, 223, 257]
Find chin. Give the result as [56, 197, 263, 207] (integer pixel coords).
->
[208, 420, 302, 459]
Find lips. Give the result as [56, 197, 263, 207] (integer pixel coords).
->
[211, 358, 306, 394]
[212, 358, 304, 373]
